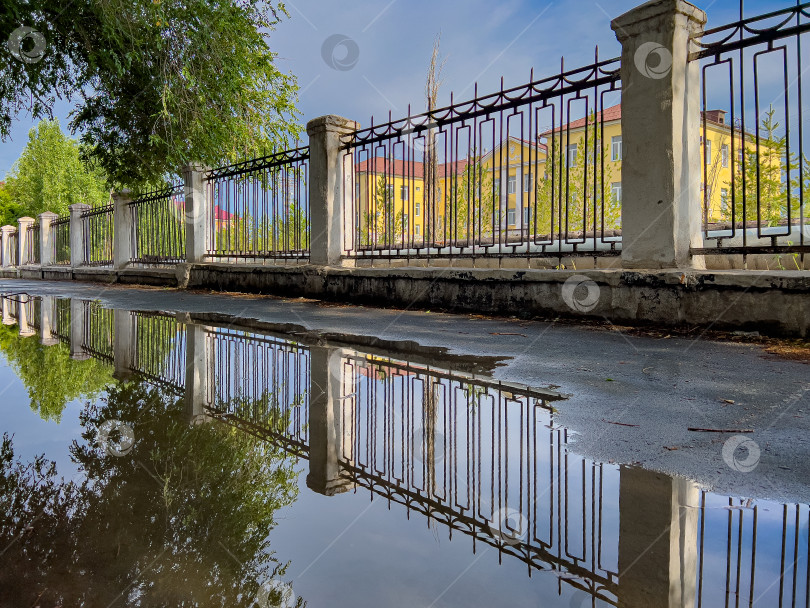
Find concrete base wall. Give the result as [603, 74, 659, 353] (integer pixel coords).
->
[1, 263, 808, 337]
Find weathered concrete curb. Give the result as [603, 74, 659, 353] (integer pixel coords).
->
[3, 263, 808, 337]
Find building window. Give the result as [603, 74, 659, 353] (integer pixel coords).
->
[611, 182, 622, 203]
[523, 173, 532, 192]
[611, 135, 622, 162]
[567, 144, 578, 166]
[705, 139, 712, 165]
[385, 185, 394, 199]
[415, 225, 421, 236]
[507, 208, 516, 225]
[415, 202, 421, 217]
[720, 188, 729, 212]
[494, 178, 501, 194]
[507, 175, 517, 194]
[416, 186, 421, 192]
[523, 206, 531, 223]
[437, 187, 442, 199]
[400, 185, 409, 201]
[402, 214, 409, 229]
[721, 144, 729, 168]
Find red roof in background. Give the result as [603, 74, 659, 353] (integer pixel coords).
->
[355, 157, 469, 178]
[175, 199, 234, 220]
[540, 103, 622, 137]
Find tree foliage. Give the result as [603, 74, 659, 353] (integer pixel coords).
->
[3, 118, 109, 218]
[0, 379, 302, 607]
[1, 0, 300, 189]
[0, 322, 112, 422]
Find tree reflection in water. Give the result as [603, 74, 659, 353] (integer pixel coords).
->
[0, 380, 303, 607]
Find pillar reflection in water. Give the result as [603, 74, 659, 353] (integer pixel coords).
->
[2, 292, 810, 608]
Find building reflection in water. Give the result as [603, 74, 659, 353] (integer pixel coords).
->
[2, 293, 809, 608]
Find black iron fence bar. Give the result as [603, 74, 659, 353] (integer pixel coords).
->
[689, 3, 810, 60]
[130, 312, 187, 396]
[335, 352, 618, 595]
[81, 301, 115, 363]
[80, 203, 114, 267]
[129, 183, 185, 265]
[690, 1, 809, 257]
[51, 215, 70, 265]
[205, 147, 311, 261]
[206, 147, 310, 181]
[343, 50, 622, 261]
[343, 55, 621, 149]
[205, 327, 310, 449]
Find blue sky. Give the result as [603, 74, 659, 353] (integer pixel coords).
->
[0, 0, 790, 178]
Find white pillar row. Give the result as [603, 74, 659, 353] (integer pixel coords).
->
[184, 321, 212, 424]
[1, 225, 16, 267]
[182, 165, 209, 264]
[39, 296, 58, 346]
[612, 0, 707, 269]
[113, 309, 135, 380]
[307, 116, 358, 267]
[38, 212, 58, 267]
[112, 191, 134, 270]
[69, 203, 90, 268]
[69, 299, 90, 360]
[17, 217, 34, 266]
[307, 346, 354, 496]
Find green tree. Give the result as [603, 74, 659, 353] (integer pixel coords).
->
[441, 154, 497, 244]
[536, 114, 621, 238]
[0, 181, 24, 226]
[4, 118, 109, 217]
[363, 173, 405, 246]
[1, 0, 300, 188]
[0, 379, 303, 607]
[0, 322, 112, 422]
[726, 106, 799, 226]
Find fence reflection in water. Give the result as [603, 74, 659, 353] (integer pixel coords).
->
[0, 293, 808, 607]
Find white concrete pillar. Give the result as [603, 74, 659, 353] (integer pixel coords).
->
[18, 301, 34, 337]
[612, 0, 706, 269]
[69, 203, 90, 268]
[113, 309, 135, 380]
[182, 165, 209, 263]
[38, 212, 58, 266]
[618, 466, 699, 608]
[69, 300, 90, 360]
[1, 225, 16, 267]
[112, 191, 133, 270]
[40, 296, 58, 346]
[307, 346, 354, 495]
[2, 297, 14, 325]
[17, 217, 34, 266]
[307, 116, 358, 266]
[184, 322, 211, 424]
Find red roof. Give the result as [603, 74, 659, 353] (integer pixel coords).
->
[355, 157, 469, 178]
[175, 199, 233, 220]
[540, 103, 622, 137]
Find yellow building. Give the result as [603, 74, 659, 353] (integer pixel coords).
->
[543, 104, 748, 223]
[353, 104, 756, 246]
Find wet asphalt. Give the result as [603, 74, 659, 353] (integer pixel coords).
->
[2, 278, 809, 504]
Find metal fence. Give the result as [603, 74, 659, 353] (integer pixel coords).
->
[342, 51, 622, 263]
[80, 203, 114, 267]
[205, 148, 311, 263]
[206, 327, 310, 456]
[81, 301, 114, 362]
[131, 312, 187, 395]
[24, 222, 40, 265]
[690, 2, 810, 259]
[129, 184, 186, 266]
[51, 215, 71, 266]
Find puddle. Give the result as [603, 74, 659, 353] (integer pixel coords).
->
[0, 293, 807, 607]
